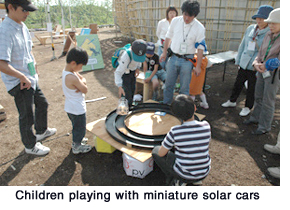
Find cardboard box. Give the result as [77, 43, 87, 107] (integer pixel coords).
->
[94, 136, 116, 153]
[122, 153, 154, 179]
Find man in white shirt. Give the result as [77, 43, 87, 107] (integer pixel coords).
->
[160, 0, 206, 105]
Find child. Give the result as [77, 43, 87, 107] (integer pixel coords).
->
[189, 54, 212, 109]
[152, 94, 211, 186]
[114, 39, 147, 106]
[143, 42, 166, 101]
[62, 47, 92, 154]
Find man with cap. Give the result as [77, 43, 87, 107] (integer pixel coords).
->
[114, 39, 147, 106]
[160, 0, 206, 105]
[221, 5, 273, 117]
[143, 42, 167, 101]
[0, 0, 56, 156]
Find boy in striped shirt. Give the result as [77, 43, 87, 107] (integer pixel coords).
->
[152, 94, 211, 186]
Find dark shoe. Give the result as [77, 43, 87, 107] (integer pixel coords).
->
[243, 119, 258, 125]
[252, 129, 267, 135]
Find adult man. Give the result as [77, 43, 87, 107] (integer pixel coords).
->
[160, 0, 205, 105]
[0, 0, 56, 155]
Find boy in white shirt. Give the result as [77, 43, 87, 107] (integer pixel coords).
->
[62, 47, 92, 154]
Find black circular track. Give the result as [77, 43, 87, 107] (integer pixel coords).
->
[105, 103, 200, 149]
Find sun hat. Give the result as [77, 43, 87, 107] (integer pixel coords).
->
[252, 5, 273, 20]
[146, 42, 155, 55]
[131, 39, 147, 62]
[5, 0, 38, 11]
[265, 8, 280, 23]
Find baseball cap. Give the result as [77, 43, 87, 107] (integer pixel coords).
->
[5, 0, 38, 11]
[146, 42, 155, 55]
[131, 39, 147, 62]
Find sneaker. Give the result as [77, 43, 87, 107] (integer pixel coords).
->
[264, 144, 280, 154]
[36, 128, 57, 142]
[267, 167, 280, 179]
[252, 129, 267, 135]
[72, 142, 92, 154]
[25, 142, 50, 156]
[192, 180, 203, 185]
[200, 102, 209, 109]
[172, 179, 187, 186]
[221, 100, 236, 108]
[239, 107, 251, 116]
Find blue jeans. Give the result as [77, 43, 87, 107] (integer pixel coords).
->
[67, 113, 86, 145]
[8, 83, 48, 149]
[149, 69, 167, 82]
[163, 54, 194, 104]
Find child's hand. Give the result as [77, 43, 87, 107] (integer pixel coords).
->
[118, 87, 125, 98]
[135, 69, 140, 77]
[144, 78, 151, 83]
[81, 77, 87, 85]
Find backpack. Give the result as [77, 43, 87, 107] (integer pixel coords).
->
[112, 43, 132, 68]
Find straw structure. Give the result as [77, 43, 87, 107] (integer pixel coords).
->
[113, 0, 279, 53]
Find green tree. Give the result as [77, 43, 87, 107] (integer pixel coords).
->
[25, 0, 113, 29]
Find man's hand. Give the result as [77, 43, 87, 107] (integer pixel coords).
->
[160, 52, 167, 63]
[20, 75, 31, 90]
[193, 66, 201, 76]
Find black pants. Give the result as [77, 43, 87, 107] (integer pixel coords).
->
[8, 83, 48, 149]
[229, 67, 256, 109]
[122, 70, 136, 107]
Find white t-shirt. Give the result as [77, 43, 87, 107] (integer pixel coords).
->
[114, 51, 142, 87]
[166, 16, 205, 55]
[62, 70, 86, 115]
[156, 18, 170, 46]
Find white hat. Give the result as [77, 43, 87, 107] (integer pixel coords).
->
[265, 8, 280, 23]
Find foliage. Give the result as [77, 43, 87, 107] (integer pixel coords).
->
[25, 0, 113, 29]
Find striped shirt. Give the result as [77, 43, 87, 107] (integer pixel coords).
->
[0, 17, 37, 91]
[162, 120, 211, 180]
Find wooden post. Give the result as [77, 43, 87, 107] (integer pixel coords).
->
[60, 31, 76, 57]
[89, 24, 99, 34]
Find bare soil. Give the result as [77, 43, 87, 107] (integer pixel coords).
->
[0, 27, 280, 186]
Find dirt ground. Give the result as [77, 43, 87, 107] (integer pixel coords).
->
[0, 27, 280, 186]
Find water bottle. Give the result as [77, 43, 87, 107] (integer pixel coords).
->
[116, 96, 129, 115]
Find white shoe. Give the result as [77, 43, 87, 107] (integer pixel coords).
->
[221, 100, 236, 107]
[25, 142, 50, 156]
[200, 102, 209, 109]
[267, 167, 280, 179]
[239, 107, 251, 116]
[36, 128, 57, 142]
[264, 144, 280, 154]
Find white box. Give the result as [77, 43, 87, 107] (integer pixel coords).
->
[122, 153, 154, 179]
